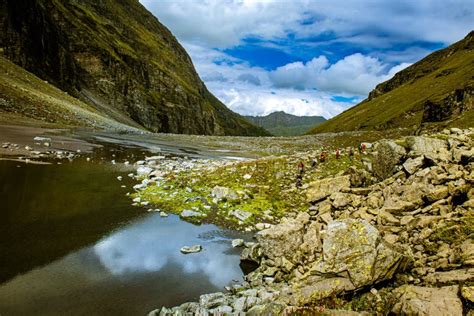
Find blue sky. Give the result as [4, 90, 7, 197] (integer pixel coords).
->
[140, 0, 473, 118]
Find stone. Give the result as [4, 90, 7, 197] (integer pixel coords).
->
[243, 174, 252, 180]
[425, 186, 449, 202]
[461, 286, 474, 303]
[331, 192, 352, 209]
[211, 186, 239, 201]
[460, 239, 474, 266]
[159, 211, 168, 217]
[255, 223, 272, 230]
[180, 245, 202, 254]
[257, 216, 306, 262]
[230, 209, 252, 221]
[392, 285, 463, 316]
[180, 209, 204, 218]
[424, 268, 474, 285]
[306, 175, 351, 202]
[199, 292, 228, 309]
[406, 136, 448, 155]
[232, 239, 244, 248]
[403, 156, 425, 174]
[247, 303, 287, 316]
[137, 166, 153, 176]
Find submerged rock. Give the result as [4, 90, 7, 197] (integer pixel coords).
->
[180, 245, 202, 254]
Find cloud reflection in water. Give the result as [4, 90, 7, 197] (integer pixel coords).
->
[94, 214, 245, 288]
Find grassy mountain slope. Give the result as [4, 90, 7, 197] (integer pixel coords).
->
[309, 31, 474, 134]
[0, 0, 268, 136]
[0, 56, 139, 130]
[245, 111, 326, 136]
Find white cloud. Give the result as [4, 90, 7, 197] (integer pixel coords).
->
[139, 0, 472, 117]
[141, 0, 474, 49]
[270, 54, 411, 95]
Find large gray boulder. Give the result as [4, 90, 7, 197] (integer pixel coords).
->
[256, 213, 310, 263]
[406, 136, 448, 155]
[392, 285, 463, 316]
[306, 175, 351, 202]
[290, 219, 407, 305]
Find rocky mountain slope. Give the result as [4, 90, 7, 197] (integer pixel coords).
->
[0, 0, 268, 136]
[245, 111, 326, 136]
[310, 31, 474, 134]
[133, 127, 473, 315]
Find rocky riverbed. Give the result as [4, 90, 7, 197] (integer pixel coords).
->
[135, 128, 474, 315]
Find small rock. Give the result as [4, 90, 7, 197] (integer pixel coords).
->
[117, 176, 123, 181]
[232, 239, 244, 248]
[160, 211, 168, 217]
[180, 245, 202, 254]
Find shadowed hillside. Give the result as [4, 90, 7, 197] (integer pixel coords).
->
[0, 0, 268, 136]
[245, 111, 326, 136]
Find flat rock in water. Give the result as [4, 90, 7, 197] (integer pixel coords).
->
[180, 245, 202, 254]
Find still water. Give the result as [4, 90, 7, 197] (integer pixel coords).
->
[0, 150, 249, 315]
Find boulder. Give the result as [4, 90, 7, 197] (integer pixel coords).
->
[211, 186, 239, 201]
[403, 156, 425, 174]
[180, 209, 204, 218]
[136, 166, 153, 176]
[230, 209, 252, 221]
[180, 245, 202, 254]
[199, 292, 229, 309]
[306, 176, 351, 202]
[291, 220, 407, 305]
[392, 285, 463, 316]
[406, 136, 448, 155]
[232, 239, 245, 248]
[256, 213, 310, 262]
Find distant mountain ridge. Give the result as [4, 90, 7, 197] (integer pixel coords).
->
[0, 0, 268, 136]
[245, 111, 326, 136]
[309, 31, 474, 134]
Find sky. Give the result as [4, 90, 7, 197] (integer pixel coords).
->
[140, 0, 474, 118]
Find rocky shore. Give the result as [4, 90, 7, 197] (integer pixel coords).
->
[137, 128, 473, 315]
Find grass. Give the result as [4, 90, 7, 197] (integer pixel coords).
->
[134, 152, 365, 229]
[309, 32, 474, 134]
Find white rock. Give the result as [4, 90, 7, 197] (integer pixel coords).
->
[180, 245, 202, 254]
[232, 239, 245, 247]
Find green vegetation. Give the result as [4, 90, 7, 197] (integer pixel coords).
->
[134, 152, 364, 229]
[309, 31, 474, 134]
[245, 111, 326, 136]
[0, 56, 137, 129]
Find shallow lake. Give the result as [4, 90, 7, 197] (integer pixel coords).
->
[0, 144, 250, 315]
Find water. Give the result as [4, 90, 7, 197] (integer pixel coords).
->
[0, 150, 249, 315]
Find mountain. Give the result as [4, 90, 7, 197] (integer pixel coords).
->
[245, 111, 326, 136]
[0, 0, 268, 136]
[309, 31, 474, 134]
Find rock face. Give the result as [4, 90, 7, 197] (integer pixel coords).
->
[0, 0, 268, 136]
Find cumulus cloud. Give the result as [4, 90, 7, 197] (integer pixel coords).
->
[270, 54, 411, 95]
[139, 0, 472, 117]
